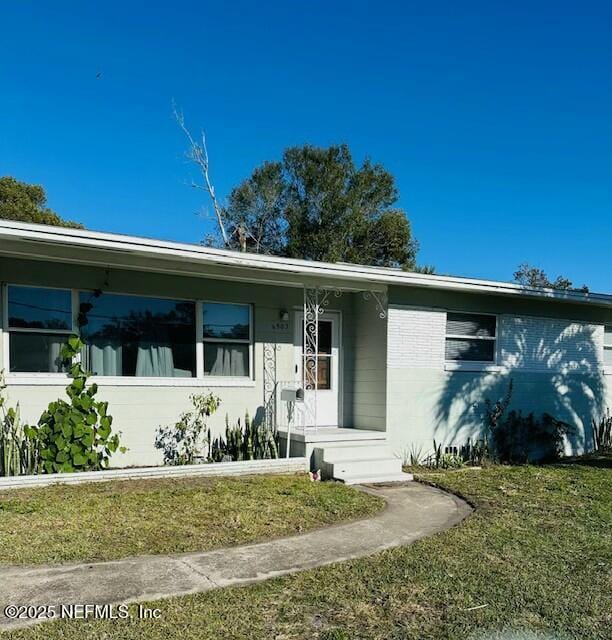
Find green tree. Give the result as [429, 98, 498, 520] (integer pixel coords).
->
[513, 263, 588, 292]
[225, 162, 287, 255]
[0, 176, 83, 228]
[224, 144, 419, 269]
[174, 108, 427, 270]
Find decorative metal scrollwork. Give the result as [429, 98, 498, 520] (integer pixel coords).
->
[263, 343, 278, 430]
[301, 286, 345, 431]
[363, 290, 388, 319]
[318, 287, 342, 315]
[302, 288, 319, 431]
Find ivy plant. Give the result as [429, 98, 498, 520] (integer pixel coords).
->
[26, 335, 125, 473]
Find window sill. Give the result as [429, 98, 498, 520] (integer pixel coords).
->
[444, 362, 503, 373]
[4, 375, 256, 388]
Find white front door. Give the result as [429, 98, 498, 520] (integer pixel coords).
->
[294, 312, 341, 427]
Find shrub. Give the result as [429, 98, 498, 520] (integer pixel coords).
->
[210, 412, 279, 462]
[458, 437, 490, 466]
[404, 438, 489, 470]
[483, 379, 571, 464]
[422, 439, 465, 469]
[592, 408, 611, 452]
[484, 379, 514, 433]
[156, 399, 279, 466]
[491, 410, 570, 464]
[27, 335, 125, 473]
[155, 392, 221, 465]
[402, 443, 424, 467]
[0, 372, 38, 476]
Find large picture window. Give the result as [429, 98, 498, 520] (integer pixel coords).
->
[79, 292, 196, 377]
[4, 284, 253, 383]
[445, 312, 497, 362]
[203, 302, 251, 377]
[7, 285, 73, 373]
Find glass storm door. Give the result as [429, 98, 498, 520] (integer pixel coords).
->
[294, 312, 340, 427]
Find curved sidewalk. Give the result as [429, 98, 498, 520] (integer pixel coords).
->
[0, 482, 472, 630]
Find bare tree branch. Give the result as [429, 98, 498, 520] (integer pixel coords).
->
[173, 102, 229, 247]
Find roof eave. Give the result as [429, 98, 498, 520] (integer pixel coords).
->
[0, 220, 610, 308]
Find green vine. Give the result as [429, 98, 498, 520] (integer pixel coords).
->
[26, 335, 126, 473]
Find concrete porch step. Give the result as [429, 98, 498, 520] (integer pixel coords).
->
[282, 427, 387, 444]
[332, 457, 403, 477]
[314, 440, 413, 485]
[340, 471, 414, 485]
[321, 443, 395, 462]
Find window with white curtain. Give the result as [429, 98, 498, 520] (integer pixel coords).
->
[605, 326, 612, 367]
[4, 285, 253, 381]
[7, 285, 73, 372]
[202, 302, 251, 377]
[79, 292, 196, 377]
[445, 312, 497, 362]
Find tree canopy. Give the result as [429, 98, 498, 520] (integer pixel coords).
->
[513, 263, 588, 292]
[0, 177, 82, 228]
[223, 144, 419, 269]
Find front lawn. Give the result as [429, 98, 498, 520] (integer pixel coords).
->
[0, 473, 384, 565]
[4, 456, 609, 639]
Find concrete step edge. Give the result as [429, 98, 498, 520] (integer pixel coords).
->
[321, 448, 394, 461]
[328, 457, 400, 464]
[338, 472, 413, 485]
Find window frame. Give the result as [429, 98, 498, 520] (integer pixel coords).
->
[200, 300, 254, 379]
[2, 284, 255, 387]
[444, 310, 499, 369]
[78, 288, 199, 380]
[604, 325, 612, 375]
[3, 284, 77, 376]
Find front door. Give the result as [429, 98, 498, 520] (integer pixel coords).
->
[294, 312, 340, 427]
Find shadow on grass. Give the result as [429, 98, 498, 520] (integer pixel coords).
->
[552, 452, 612, 469]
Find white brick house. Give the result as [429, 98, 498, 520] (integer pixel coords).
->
[1, 220, 610, 481]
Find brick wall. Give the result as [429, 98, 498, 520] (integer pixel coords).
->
[387, 306, 605, 373]
[386, 304, 610, 457]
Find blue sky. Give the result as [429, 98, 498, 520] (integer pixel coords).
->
[1, 1, 610, 291]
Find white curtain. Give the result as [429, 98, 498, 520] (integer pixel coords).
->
[207, 344, 247, 376]
[135, 342, 175, 377]
[47, 337, 65, 372]
[86, 342, 123, 376]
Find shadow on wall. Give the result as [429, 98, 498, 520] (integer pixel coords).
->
[434, 319, 606, 456]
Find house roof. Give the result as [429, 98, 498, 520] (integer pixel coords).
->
[0, 219, 611, 308]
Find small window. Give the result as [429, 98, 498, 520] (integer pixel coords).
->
[79, 292, 196, 377]
[445, 312, 497, 362]
[300, 319, 332, 390]
[604, 326, 612, 367]
[7, 286, 73, 372]
[203, 302, 251, 377]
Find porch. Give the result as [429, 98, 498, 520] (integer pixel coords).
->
[266, 286, 410, 483]
[277, 426, 410, 484]
[259, 284, 388, 436]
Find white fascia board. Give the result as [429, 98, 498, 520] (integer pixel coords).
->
[0, 220, 611, 307]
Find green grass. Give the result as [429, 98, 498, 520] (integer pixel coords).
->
[0, 473, 384, 565]
[3, 457, 611, 639]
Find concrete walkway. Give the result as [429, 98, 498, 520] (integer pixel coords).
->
[0, 482, 472, 630]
